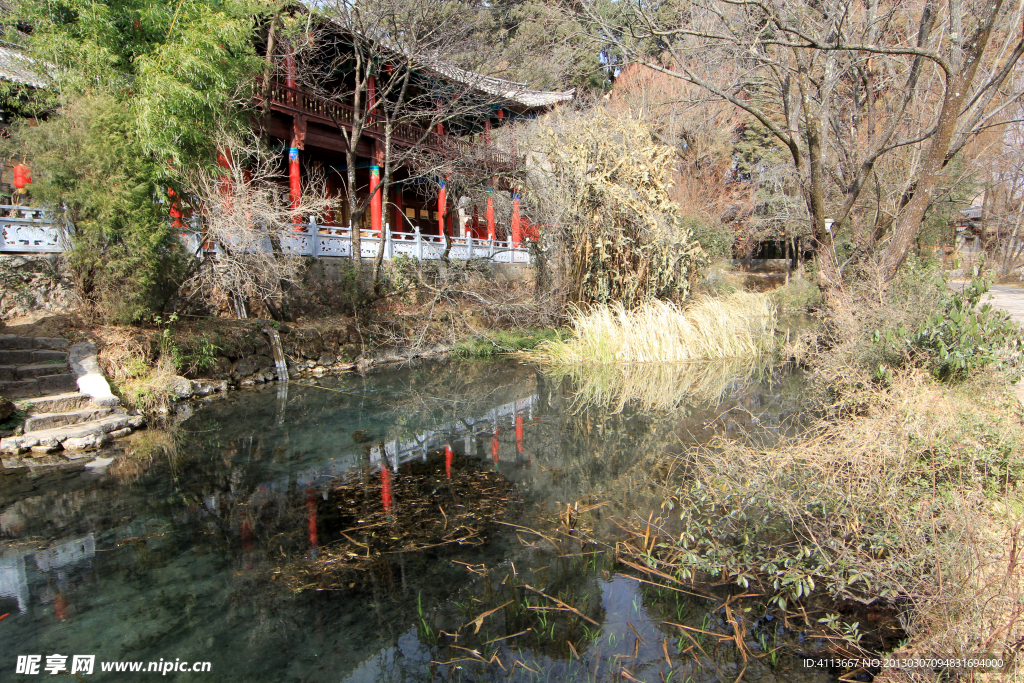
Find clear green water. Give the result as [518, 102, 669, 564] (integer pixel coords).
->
[0, 360, 833, 682]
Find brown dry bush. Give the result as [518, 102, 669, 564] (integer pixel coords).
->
[511, 105, 708, 310]
[624, 369, 1023, 676]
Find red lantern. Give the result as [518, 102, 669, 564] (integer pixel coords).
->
[12, 163, 31, 190]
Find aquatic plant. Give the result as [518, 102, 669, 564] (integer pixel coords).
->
[526, 292, 777, 365]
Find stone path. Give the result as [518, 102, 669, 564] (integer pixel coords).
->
[985, 285, 1024, 323]
[0, 335, 144, 467]
[981, 284, 1024, 403]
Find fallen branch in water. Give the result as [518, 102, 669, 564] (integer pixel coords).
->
[521, 584, 599, 626]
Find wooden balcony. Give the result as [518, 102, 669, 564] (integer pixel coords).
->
[260, 82, 519, 170]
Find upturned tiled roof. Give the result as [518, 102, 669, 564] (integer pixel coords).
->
[0, 43, 45, 88]
[424, 60, 574, 110]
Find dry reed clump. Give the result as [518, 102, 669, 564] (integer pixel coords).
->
[630, 370, 1023, 673]
[547, 358, 771, 412]
[527, 292, 777, 365]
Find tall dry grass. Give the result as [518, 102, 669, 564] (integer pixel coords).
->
[527, 292, 777, 365]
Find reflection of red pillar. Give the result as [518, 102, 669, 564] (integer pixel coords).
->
[240, 518, 254, 570]
[445, 444, 453, 480]
[491, 425, 499, 470]
[515, 413, 524, 454]
[305, 488, 319, 551]
[381, 466, 393, 513]
[289, 144, 301, 231]
[511, 192, 522, 246]
[240, 519, 253, 552]
[53, 593, 69, 622]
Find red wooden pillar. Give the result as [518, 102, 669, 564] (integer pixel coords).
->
[368, 74, 383, 236]
[515, 413, 524, 455]
[289, 144, 301, 230]
[324, 173, 335, 226]
[472, 205, 480, 239]
[486, 177, 496, 240]
[511, 190, 522, 246]
[381, 466, 393, 513]
[370, 157, 382, 237]
[168, 188, 184, 229]
[484, 117, 491, 145]
[436, 120, 447, 236]
[393, 185, 404, 233]
[217, 149, 233, 213]
[437, 178, 447, 237]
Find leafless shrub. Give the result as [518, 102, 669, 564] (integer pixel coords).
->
[177, 132, 333, 318]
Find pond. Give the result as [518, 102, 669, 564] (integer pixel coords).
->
[0, 359, 835, 682]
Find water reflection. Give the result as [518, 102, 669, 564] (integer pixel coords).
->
[0, 360, 823, 682]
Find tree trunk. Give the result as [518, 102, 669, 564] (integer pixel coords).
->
[784, 236, 791, 285]
[878, 1, 1003, 281]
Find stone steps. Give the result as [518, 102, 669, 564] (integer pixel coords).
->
[0, 335, 75, 398]
[0, 374, 79, 398]
[17, 391, 94, 413]
[24, 405, 115, 432]
[0, 349, 68, 364]
[3, 412, 145, 456]
[1, 336, 145, 464]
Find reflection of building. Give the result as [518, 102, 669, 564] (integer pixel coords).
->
[0, 533, 95, 614]
[293, 395, 537, 490]
[0, 550, 30, 613]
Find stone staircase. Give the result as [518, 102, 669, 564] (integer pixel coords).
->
[0, 334, 144, 464]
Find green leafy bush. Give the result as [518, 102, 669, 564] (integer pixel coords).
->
[874, 277, 1024, 382]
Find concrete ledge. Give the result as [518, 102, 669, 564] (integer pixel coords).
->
[68, 342, 118, 405]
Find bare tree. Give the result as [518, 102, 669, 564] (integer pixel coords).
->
[977, 108, 1024, 278]
[582, 0, 1024, 301]
[178, 133, 331, 319]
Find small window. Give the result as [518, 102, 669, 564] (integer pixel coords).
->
[405, 207, 416, 218]
[419, 209, 429, 219]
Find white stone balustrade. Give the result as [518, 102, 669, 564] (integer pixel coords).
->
[3, 210, 532, 264]
[187, 220, 531, 264]
[0, 206, 71, 253]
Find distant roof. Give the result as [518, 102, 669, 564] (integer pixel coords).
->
[0, 43, 44, 88]
[961, 206, 983, 220]
[425, 61, 574, 110]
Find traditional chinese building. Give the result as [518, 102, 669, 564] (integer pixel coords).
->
[251, 20, 573, 260]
